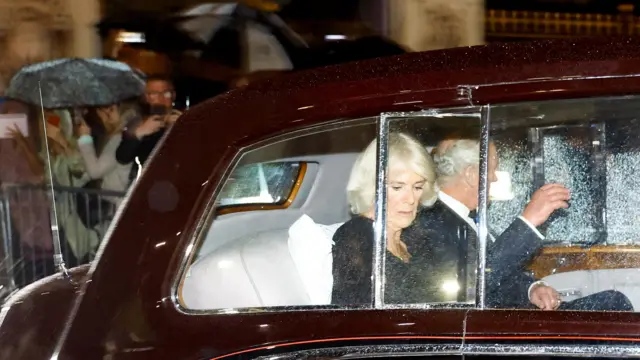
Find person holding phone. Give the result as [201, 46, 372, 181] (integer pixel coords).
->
[115, 74, 182, 183]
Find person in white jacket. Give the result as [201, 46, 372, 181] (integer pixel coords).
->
[76, 104, 132, 205]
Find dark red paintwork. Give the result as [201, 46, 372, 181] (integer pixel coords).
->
[5, 37, 640, 359]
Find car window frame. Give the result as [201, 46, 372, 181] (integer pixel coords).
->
[166, 95, 640, 315]
[173, 95, 640, 316]
[172, 106, 498, 315]
[171, 116, 381, 315]
[375, 106, 490, 309]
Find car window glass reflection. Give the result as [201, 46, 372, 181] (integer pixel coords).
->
[216, 162, 301, 207]
[487, 96, 640, 312]
[374, 114, 482, 305]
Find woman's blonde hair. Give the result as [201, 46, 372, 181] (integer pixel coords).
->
[346, 132, 437, 215]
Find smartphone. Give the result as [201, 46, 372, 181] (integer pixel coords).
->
[149, 105, 169, 117]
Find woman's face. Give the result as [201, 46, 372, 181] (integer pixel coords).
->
[97, 105, 121, 129]
[386, 164, 426, 231]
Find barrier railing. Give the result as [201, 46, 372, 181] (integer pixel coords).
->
[0, 184, 125, 300]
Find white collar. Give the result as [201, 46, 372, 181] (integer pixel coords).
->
[438, 191, 496, 242]
[438, 191, 473, 220]
[438, 191, 479, 234]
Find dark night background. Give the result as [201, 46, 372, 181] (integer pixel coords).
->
[103, 0, 640, 18]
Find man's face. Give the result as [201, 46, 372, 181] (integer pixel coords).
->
[144, 80, 174, 108]
[467, 142, 499, 207]
[487, 143, 499, 192]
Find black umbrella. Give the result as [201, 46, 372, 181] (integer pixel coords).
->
[171, 2, 307, 73]
[97, 11, 205, 55]
[5, 58, 145, 109]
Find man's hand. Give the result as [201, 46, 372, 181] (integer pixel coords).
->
[134, 116, 165, 139]
[530, 283, 562, 310]
[521, 183, 570, 227]
[165, 109, 182, 125]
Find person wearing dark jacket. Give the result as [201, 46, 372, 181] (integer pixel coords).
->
[331, 132, 438, 305]
[115, 75, 181, 182]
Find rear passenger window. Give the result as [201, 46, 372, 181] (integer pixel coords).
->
[488, 96, 640, 312]
[216, 162, 303, 208]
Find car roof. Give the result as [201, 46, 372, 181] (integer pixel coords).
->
[184, 36, 640, 146]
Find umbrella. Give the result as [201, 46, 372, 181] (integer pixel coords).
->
[96, 11, 205, 55]
[6, 58, 145, 109]
[171, 2, 308, 73]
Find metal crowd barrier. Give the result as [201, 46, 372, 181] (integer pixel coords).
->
[0, 184, 126, 299]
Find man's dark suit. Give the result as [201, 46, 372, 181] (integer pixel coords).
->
[403, 199, 634, 311]
[403, 199, 542, 307]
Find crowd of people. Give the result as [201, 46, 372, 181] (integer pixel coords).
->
[0, 74, 181, 287]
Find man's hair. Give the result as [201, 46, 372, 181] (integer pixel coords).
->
[145, 74, 174, 87]
[347, 132, 437, 215]
[432, 136, 481, 187]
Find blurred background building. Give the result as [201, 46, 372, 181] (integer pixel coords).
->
[0, 0, 638, 101]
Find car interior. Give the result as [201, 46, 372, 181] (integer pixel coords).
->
[181, 119, 378, 309]
[180, 96, 640, 312]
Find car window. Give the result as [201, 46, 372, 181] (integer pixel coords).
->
[376, 108, 483, 306]
[177, 96, 640, 314]
[216, 162, 302, 207]
[178, 118, 379, 312]
[488, 95, 640, 312]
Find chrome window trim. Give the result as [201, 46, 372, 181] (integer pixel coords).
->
[175, 302, 474, 317]
[373, 113, 389, 307]
[378, 107, 484, 309]
[253, 343, 640, 359]
[476, 105, 492, 309]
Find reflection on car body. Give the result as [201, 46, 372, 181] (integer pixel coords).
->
[7, 37, 640, 359]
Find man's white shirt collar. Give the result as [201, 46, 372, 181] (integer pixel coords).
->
[438, 191, 478, 232]
[438, 191, 498, 242]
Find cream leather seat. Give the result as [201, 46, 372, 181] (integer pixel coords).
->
[542, 268, 640, 309]
[180, 152, 363, 310]
[182, 228, 311, 309]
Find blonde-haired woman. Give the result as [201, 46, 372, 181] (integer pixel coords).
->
[331, 132, 437, 305]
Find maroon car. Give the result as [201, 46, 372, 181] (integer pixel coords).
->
[4, 37, 640, 359]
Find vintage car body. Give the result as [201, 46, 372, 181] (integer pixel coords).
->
[5, 37, 640, 359]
